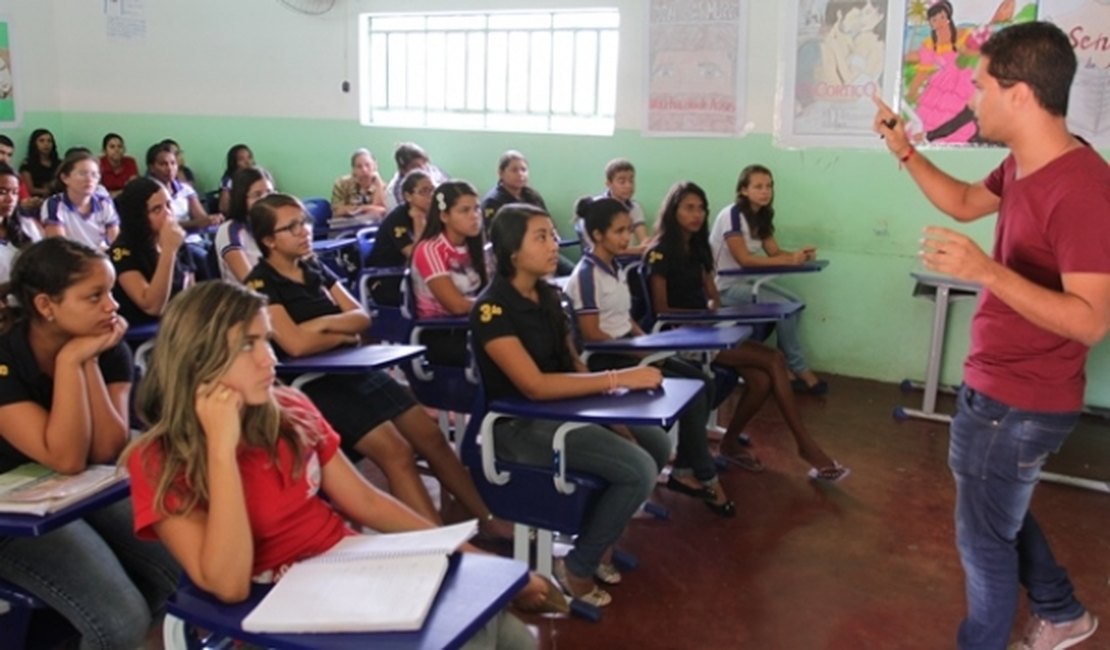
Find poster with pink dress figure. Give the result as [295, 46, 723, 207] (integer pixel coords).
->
[1040, 0, 1110, 147]
[899, 0, 1038, 146]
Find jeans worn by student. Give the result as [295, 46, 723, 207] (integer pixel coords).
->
[0, 498, 180, 650]
[948, 384, 1087, 650]
[493, 418, 669, 577]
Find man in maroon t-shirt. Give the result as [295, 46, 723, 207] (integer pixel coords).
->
[875, 22, 1108, 650]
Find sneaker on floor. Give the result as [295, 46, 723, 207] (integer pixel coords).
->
[1010, 611, 1098, 650]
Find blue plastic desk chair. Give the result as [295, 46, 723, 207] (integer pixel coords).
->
[301, 197, 332, 240]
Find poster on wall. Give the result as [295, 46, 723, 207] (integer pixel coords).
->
[645, 0, 748, 136]
[0, 17, 17, 127]
[898, 0, 1037, 147]
[776, 0, 904, 148]
[1040, 0, 1110, 146]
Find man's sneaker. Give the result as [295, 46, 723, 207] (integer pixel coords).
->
[1010, 611, 1098, 650]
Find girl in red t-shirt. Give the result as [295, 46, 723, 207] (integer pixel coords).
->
[125, 281, 557, 632]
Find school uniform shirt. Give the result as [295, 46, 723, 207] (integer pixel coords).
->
[19, 160, 59, 194]
[480, 183, 547, 228]
[108, 238, 195, 326]
[471, 275, 571, 401]
[0, 219, 42, 285]
[366, 204, 414, 270]
[214, 220, 262, 282]
[709, 204, 762, 291]
[566, 253, 633, 339]
[129, 387, 354, 579]
[40, 192, 119, 249]
[644, 244, 709, 311]
[149, 175, 197, 225]
[411, 233, 482, 319]
[98, 156, 139, 193]
[0, 320, 132, 472]
[245, 259, 343, 355]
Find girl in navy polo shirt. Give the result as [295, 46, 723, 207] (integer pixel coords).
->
[41, 151, 120, 249]
[245, 193, 512, 537]
[365, 170, 433, 306]
[0, 238, 179, 649]
[472, 203, 671, 607]
[108, 178, 193, 327]
[410, 180, 486, 366]
[126, 281, 543, 648]
[645, 181, 848, 483]
[19, 128, 59, 203]
[568, 196, 735, 516]
[217, 144, 254, 215]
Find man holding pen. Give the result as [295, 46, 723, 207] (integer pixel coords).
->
[874, 21, 1109, 650]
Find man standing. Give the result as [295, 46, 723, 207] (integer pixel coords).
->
[874, 22, 1107, 650]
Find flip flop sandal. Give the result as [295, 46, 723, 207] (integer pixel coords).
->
[717, 449, 766, 473]
[594, 562, 622, 586]
[808, 461, 851, 484]
[554, 558, 613, 607]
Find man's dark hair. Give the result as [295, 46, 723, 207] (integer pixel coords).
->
[981, 22, 1077, 117]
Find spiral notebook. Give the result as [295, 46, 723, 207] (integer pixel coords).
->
[241, 520, 477, 634]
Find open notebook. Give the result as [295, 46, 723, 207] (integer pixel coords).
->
[241, 519, 478, 634]
[0, 463, 125, 516]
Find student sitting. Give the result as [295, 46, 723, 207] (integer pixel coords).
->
[159, 139, 197, 190]
[218, 144, 255, 215]
[0, 135, 34, 213]
[384, 142, 449, 212]
[245, 193, 511, 536]
[709, 164, 825, 394]
[0, 163, 40, 288]
[19, 128, 60, 205]
[473, 203, 671, 606]
[587, 158, 651, 255]
[215, 166, 272, 283]
[365, 170, 433, 306]
[567, 197, 734, 516]
[98, 133, 139, 197]
[645, 181, 849, 482]
[41, 152, 120, 250]
[480, 150, 574, 275]
[125, 281, 542, 649]
[0, 238, 179, 649]
[146, 142, 221, 281]
[410, 180, 486, 366]
[330, 148, 387, 222]
[108, 178, 193, 327]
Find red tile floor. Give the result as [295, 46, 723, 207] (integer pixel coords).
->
[486, 376, 1110, 649]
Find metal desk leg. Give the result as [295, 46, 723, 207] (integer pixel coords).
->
[895, 284, 955, 423]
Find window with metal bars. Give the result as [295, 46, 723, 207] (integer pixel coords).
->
[358, 9, 620, 135]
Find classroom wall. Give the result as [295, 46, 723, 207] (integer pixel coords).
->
[6, 0, 1109, 406]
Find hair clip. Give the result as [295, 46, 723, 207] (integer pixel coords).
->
[436, 192, 447, 212]
[4, 294, 18, 308]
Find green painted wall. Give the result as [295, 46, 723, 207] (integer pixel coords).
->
[19, 110, 1109, 406]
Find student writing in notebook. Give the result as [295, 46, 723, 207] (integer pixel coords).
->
[0, 238, 179, 649]
[125, 281, 550, 648]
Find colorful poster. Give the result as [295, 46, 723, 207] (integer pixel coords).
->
[777, 0, 904, 147]
[0, 19, 16, 126]
[645, 0, 748, 136]
[1041, 0, 1110, 146]
[898, 0, 1037, 146]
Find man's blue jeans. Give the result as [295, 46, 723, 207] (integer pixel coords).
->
[949, 384, 1086, 650]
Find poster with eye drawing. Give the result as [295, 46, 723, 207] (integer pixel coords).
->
[645, 0, 748, 136]
[0, 17, 18, 126]
[1040, 0, 1110, 147]
[898, 0, 1037, 147]
[776, 0, 903, 147]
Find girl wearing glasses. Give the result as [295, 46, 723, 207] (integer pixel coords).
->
[244, 193, 512, 537]
[107, 178, 193, 327]
[364, 170, 433, 306]
[41, 152, 120, 249]
[215, 166, 273, 283]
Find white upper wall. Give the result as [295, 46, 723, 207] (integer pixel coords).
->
[19, 0, 778, 131]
